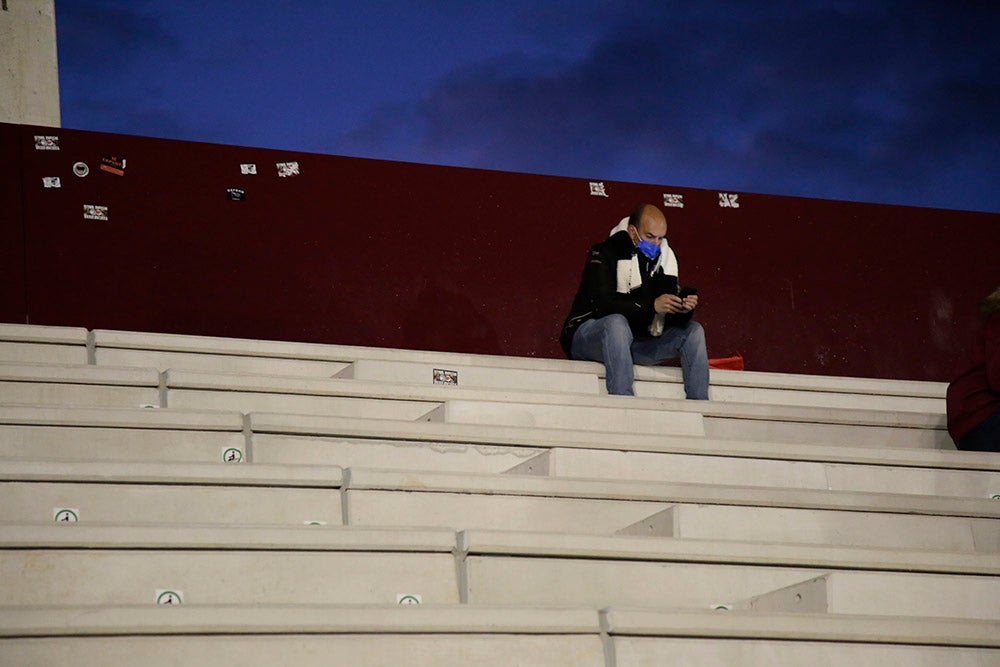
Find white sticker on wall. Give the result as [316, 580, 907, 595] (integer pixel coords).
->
[240, 163, 257, 175]
[397, 594, 422, 605]
[73, 162, 90, 177]
[222, 447, 244, 463]
[276, 161, 300, 177]
[156, 589, 184, 605]
[53, 508, 79, 522]
[589, 181, 608, 197]
[663, 193, 684, 208]
[34, 135, 59, 150]
[42, 176, 61, 188]
[718, 193, 740, 208]
[83, 204, 109, 221]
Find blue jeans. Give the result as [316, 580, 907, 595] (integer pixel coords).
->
[570, 314, 709, 399]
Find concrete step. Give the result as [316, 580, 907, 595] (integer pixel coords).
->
[252, 412, 978, 468]
[0, 605, 606, 666]
[460, 529, 999, 576]
[182, 368, 950, 447]
[4, 524, 994, 577]
[90, 327, 948, 411]
[0, 363, 162, 408]
[342, 469, 998, 551]
[0, 404, 244, 431]
[0, 460, 344, 526]
[635, 365, 946, 413]
[0, 363, 950, 445]
[0, 526, 459, 607]
[538, 448, 1000, 500]
[166, 368, 943, 444]
[0, 323, 90, 365]
[0, 424, 248, 464]
[0, 606, 994, 667]
[336, 358, 601, 394]
[253, 434, 546, 473]
[341, 468, 998, 519]
[5, 460, 994, 549]
[3, 523, 996, 619]
[0, 404, 992, 478]
[465, 556, 999, 620]
[603, 609, 1000, 663]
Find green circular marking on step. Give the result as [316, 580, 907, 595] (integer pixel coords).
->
[156, 590, 182, 605]
[222, 448, 244, 463]
[991, 493, 1000, 501]
[53, 509, 78, 523]
[398, 595, 421, 605]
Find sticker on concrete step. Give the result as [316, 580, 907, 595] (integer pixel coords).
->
[710, 604, 732, 611]
[100, 155, 126, 176]
[156, 589, 183, 605]
[73, 161, 90, 177]
[276, 161, 300, 177]
[304, 520, 327, 526]
[991, 493, 1000, 501]
[663, 193, 684, 208]
[53, 508, 79, 522]
[433, 368, 458, 385]
[83, 204, 108, 221]
[226, 187, 247, 201]
[240, 163, 257, 175]
[139, 404, 158, 409]
[222, 447, 244, 463]
[34, 135, 59, 150]
[396, 594, 422, 605]
[42, 176, 61, 188]
[588, 181, 608, 197]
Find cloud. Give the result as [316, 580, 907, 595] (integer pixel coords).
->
[56, 0, 189, 136]
[337, 0, 1000, 211]
[56, 0, 180, 79]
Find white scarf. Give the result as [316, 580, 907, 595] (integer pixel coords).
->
[609, 218, 679, 336]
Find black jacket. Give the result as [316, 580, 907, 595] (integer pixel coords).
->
[559, 230, 692, 356]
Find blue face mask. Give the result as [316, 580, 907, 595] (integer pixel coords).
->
[637, 238, 660, 260]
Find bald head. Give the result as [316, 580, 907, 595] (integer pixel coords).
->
[627, 204, 667, 247]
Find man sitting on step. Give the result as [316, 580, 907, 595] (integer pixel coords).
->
[559, 204, 710, 399]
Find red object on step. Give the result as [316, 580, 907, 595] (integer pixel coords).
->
[709, 355, 744, 371]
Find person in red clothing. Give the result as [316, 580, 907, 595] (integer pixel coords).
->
[946, 286, 1000, 452]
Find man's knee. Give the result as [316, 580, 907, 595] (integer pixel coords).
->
[600, 314, 633, 347]
[686, 321, 705, 343]
[681, 321, 707, 355]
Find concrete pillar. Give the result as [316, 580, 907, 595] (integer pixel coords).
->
[0, 0, 61, 126]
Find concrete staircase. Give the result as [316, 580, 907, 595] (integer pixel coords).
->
[1, 322, 998, 665]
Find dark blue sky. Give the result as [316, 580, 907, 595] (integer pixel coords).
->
[55, 0, 1000, 213]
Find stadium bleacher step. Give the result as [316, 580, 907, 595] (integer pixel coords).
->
[0, 460, 344, 526]
[336, 358, 602, 393]
[0, 605, 993, 667]
[527, 447, 1000, 499]
[463, 555, 999, 620]
[2, 323, 998, 664]
[0, 324, 90, 366]
[0, 605, 607, 666]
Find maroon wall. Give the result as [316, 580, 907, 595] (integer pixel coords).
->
[3, 122, 997, 381]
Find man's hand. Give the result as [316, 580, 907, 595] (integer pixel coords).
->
[654, 293, 698, 314]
